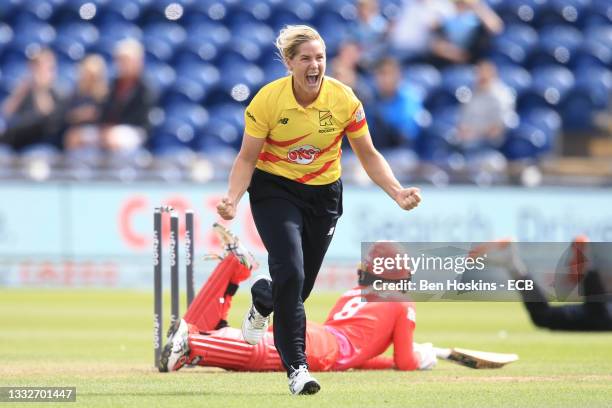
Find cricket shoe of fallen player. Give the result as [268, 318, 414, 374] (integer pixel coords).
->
[468, 239, 527, 278]
[288, 364, 321, 395]
[159, 319, 190, 372]
[213, 222, 258, 271]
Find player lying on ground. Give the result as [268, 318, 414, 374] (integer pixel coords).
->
[470, 236, 612, 331]
[159, 227, 517, 373]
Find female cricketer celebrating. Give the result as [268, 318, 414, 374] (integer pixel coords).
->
[216, 25, 421, 395]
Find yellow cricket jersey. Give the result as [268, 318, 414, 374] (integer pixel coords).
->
[244, 75, 369, 185]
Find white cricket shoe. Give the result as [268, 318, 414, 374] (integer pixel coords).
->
[241, 303, 269, 345]
[159, 319, 190, 372]
[289, 365, 321, 395]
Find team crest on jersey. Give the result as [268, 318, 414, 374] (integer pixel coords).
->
[287, 145, 320, 164]
[354, 107, 365, 123]
[319, 110, 333, 126]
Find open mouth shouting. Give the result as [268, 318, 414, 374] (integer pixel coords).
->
[306, 72, 320, 87]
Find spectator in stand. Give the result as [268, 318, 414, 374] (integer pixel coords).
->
[348, 0, 389, 69]
[389, 0, 454, 63]
[332, 41, 362, 73]
[330, 43, 374, 104]
[456, 60, 515, 160]
[63, 55, 109, 151]
[368, 57, 424, 152]
[99, 39, 155, 153]
[431, 0, 503, 66]
[0, 48, 66, 150]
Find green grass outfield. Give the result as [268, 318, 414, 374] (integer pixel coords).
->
[1, 289, 611, 407]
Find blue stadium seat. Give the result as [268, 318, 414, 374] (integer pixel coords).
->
[52, 0, 102, 25]
[425, 65, 474, 111]
[536, 0, 590, 27]
[573, 26, 612, 68]
[10, 0, 55, 26]
[56, 59, 77, 89]
[164, 102, 209, 132]
[97, 21, 142, 43]
[528, 25, 582, 67]
[217, 38, 263, 66]
[52, 34, 86, 63]
[205, 61, 264, 106]
[230, 22, 275, 49]
[497, 64, 532, 99]
[197, 103, 245, 153]
[162, 76, 207, 106]
[0, 60, 27, 92]
[233, 0, 272, 25]
[142, 22, 186, 63]
[144, 61, 177, 96]
[498, 0, 546, 25]
[417, 106, 458, 161]
[0, 1, 20, 22]
[174, 61, 220, 90]
[144, 38, 174, 63]
[175, 36, 219, 65]
[197, 120, 242, 153]
[489, 24, 538, 66]
[151, 117, 198, 153]
[185, 21, 231, 48]
[0, 23, 14, 54]
[502, 108, 561, 159]
[56, 22, 99, 47]
[403, 64, 442, 103]
[262, 60, 288, 84]
[217, 61, 264, 90]
[105, 0, 142, 22]
[138, 0, 188, 25]
[143, 22, 186, 48]
[269, 3, 316, 31]
[560, 66, 612, 130]
[184, 0, 230, 25]
[582, 0, 612, 28]
[518, 65, 575, 110]
[9, 21, 56, 50]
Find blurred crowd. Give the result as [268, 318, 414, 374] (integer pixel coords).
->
[0, 0, 610, 184]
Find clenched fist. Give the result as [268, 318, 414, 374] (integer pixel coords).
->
[216, 197, 236, 220]
[395, 187, 421, 211]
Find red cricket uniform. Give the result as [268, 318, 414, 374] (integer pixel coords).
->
[319, 288, 418, 371]
[184, 255, 418, 372]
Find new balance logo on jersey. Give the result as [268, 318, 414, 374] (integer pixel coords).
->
[278, 117, 289, 125]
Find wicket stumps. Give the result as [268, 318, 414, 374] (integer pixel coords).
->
[153, 206, 195, 369]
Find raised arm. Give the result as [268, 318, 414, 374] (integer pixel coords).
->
[217, 133, 266, 220]
[348, 131, 421, 211]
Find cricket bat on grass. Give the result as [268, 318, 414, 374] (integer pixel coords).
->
[445, 348, 519, 369]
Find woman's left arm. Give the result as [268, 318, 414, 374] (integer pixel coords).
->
[348, 132, 421, 211]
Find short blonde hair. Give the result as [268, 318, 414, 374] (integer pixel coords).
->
[275, 25, 325, 65]
[78, 54, 108, 102]
[115, 38, 144, 60]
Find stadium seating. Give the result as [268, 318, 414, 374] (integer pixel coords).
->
[0, 0, 609, 168]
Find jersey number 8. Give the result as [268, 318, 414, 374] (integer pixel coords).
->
[333, 297, 366, 320]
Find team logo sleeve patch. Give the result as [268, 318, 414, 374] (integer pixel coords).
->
[345, 105, 368, 137]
